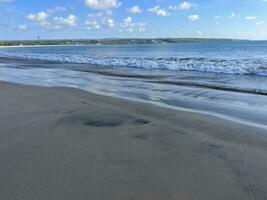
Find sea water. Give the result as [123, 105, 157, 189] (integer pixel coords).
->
[1, 41, 267, 128]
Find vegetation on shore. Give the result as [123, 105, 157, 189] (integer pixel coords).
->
[0, 38, 237, 46]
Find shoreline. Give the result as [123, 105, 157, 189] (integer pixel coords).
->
[0, 81, 267, 199]
[0, 55, 267, 130]
[1, 78, 267, 131]
[2, 80, 265, 133]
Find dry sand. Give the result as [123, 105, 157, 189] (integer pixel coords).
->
[0, 82, 267, 200]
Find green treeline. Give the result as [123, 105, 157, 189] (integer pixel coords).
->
[0, 38, 238, 46]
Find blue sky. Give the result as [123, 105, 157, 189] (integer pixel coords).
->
[0, 0, 267, 40]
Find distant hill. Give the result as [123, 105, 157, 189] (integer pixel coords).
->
[0, 38, 240, 46]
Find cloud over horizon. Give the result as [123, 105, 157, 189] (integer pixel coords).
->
[0, 0, 266, 40]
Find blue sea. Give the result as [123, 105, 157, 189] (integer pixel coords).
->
[1, 40, 267, 128]
[1, 41, 267, 75]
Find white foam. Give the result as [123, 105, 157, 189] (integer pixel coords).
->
[1, 51, 267, 76]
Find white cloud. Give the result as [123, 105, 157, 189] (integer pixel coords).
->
[106, 18, 114, 27]
[197, 30, 202, 35]
[245, 16, 256, 20]
[26, 11, 49, 22]
[53, 15, 77, 27]
[25, 7, 68, 29]
[179, 2, 195, 10]
[169, 1, 196, 10]
[85, 20, 101, 30]
[85, 0, 121, 10]
[123, 17, 133, 27]
[26, 11, 77, 30]
[17, 24, 27, 30]
[148, 6, 169, 16]
[121, 17, 134, 32]
[86, 11, 115, 30]
[188, 14, 199, 21]
[127, 5, 142, 14]
[121, 17, 146, 33]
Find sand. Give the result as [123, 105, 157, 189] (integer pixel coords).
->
[0, 82, 267, 200]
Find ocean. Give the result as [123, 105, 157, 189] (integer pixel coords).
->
[0, 40, 267, 128]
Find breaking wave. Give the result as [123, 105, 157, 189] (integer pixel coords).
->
[1, 51, 267, 76]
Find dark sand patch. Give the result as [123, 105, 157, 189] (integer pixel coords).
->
[59, 111, 150, 128]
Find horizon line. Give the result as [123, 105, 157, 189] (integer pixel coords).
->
[1, 37, 264, 42]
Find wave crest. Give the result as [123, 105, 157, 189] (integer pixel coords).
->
[1, 51, 267, 76]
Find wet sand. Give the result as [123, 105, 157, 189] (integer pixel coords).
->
[0, 82, 267, 200]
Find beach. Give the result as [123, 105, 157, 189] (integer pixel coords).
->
[1, 81, 267, 200]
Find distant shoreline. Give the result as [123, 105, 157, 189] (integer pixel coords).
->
[0, 38, 244, 47]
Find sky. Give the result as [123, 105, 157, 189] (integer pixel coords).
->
[0, 0, 267, 40]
